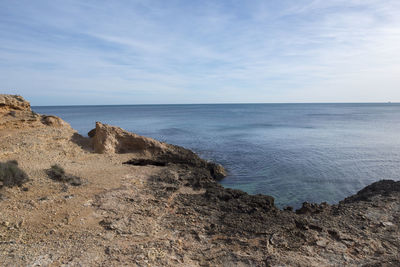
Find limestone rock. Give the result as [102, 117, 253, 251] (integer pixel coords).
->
[0, 94, 31, 112]
[208, 162, 227, 180]
[92, 122, 227, 180]
[91, 122, 170, 155]
[41, 115, 68, 127]
[0, 94, 71, 130]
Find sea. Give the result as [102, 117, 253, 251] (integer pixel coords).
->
[33, 103, 400, 209]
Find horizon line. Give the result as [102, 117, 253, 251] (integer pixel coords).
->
[32, 101, 399, 107]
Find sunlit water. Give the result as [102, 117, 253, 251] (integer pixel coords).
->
[33, 103, 400, 208]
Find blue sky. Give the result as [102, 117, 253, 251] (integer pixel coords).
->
[1, 0, 399, 105]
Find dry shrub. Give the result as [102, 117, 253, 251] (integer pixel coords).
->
[46, 164, 83, 186]
[0, 160, 29, 188]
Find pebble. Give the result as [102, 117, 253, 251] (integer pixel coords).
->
[380, 221, 394, 227]
[316, 239, 328, 247]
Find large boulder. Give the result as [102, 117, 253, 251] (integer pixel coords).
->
[41, 115, 69, 127]
[0, 94, 31, 112]
[91, 122, 170, 155]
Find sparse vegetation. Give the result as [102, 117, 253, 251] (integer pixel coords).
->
[46, 164, 65, 181]
[0, 160, 29, 188]
[46, 164, 84, 186]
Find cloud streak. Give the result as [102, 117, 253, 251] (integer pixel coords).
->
[0, 0, 399, 105]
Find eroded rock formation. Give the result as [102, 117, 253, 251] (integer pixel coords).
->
[90, 122, 227, 180]
[90, 122, 170, 155]
[0, 94, 31, 112]
[0, 94, 70, 130]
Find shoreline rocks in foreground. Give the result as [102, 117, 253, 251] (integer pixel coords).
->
[0, 94, 399, 266]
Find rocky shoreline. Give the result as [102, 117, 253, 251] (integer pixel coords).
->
[0, 94, 399, 266]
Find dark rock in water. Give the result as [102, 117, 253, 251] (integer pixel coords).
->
[342, 179, 400, 203]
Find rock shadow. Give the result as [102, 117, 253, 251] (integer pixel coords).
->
[70, 132, 93, 152]
[123, 159, 167, 166]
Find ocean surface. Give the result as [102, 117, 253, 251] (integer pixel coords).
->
[33, 103, 400, 208]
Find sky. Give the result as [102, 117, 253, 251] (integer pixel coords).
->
[0, 0, 400, 105]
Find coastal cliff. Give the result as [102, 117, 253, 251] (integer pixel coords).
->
[0, 94, 399, 266]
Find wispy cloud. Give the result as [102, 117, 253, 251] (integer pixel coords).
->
[0, 0, 399, 104]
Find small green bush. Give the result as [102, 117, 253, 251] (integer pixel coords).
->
[0, 160, 29, 188]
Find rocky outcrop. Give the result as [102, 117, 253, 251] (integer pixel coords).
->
[91, 122, 227, 180]
[90, 122, 169, 155]
[0, 94, 70, 129]
[342, 179, 400, 203]
[0, 94, 31, 112]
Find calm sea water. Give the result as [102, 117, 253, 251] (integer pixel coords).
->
[33, 104, 400, 208]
